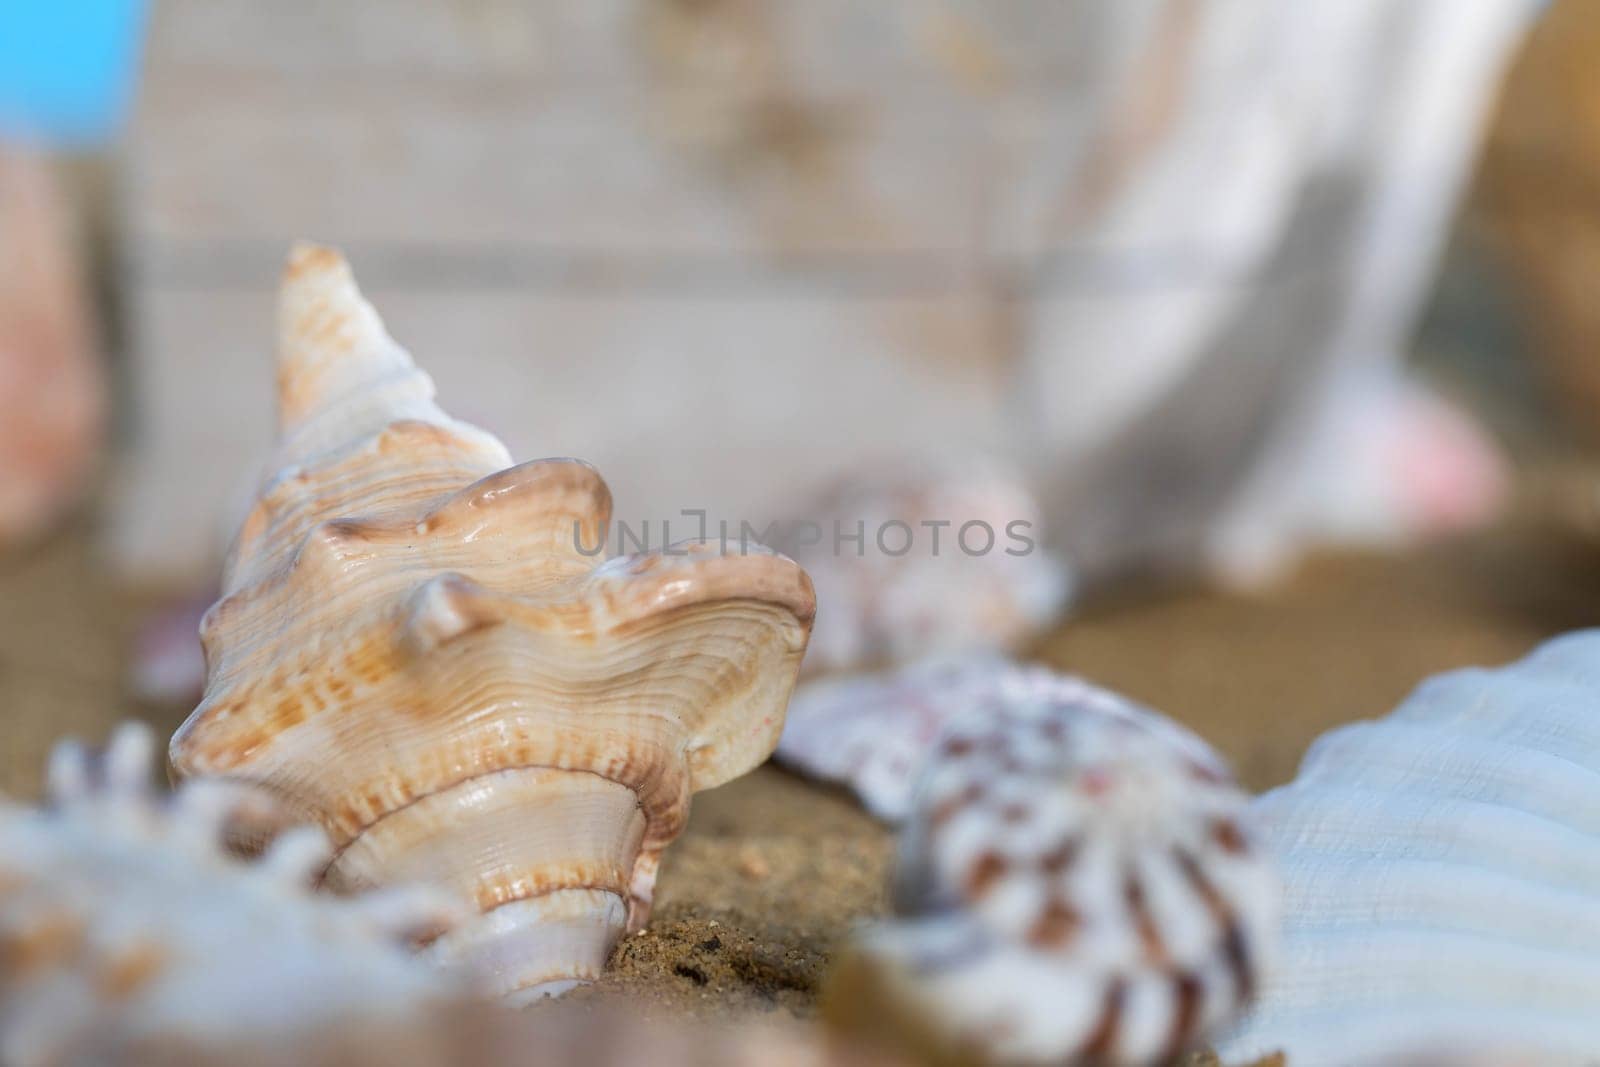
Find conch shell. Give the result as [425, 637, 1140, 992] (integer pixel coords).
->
[170, 244, 815, 1001]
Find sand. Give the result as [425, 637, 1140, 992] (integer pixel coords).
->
[4, 507, 1598, 1063]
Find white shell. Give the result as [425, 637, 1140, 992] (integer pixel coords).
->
[831, 672, 1278, 1065]
[777, 656, 1035, 821]
[1218, 631, 1600, 1067]
[777, 657, 1167, 824]
[793, 463, 1070, 678]
[0, 724, 461, 1067]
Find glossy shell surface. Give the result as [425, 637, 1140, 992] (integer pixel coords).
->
[171, 244, 814, 999]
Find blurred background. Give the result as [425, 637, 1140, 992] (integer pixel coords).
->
[5, 0, 1600, 799]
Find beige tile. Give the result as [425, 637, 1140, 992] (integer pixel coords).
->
[128, 73, 1012, 258]
[109, 284, 1008, 580]
[144, 0, 1101, 89]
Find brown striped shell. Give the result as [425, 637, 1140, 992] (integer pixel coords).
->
[169, 244, 815, 1000]
[827, 671, 1278, 1065]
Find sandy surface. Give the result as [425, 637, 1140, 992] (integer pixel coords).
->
[1041, 519, 1600, 792]
[4, 506, 1598, 1062]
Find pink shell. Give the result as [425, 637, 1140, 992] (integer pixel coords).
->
[0, 153, 105, 544]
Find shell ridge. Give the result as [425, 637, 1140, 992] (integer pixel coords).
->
[1258, 776, 1600, 841]
[1392, 671, 1600, 754]
[238, 418, 510, 541]
[1279, 865, 1600, 950]
[320, 762, 652, 870]
[1291, 720, 1600, 825]
[580, 545, 817, 631]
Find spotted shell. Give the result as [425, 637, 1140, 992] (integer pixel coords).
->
[776, 656, 1030, 821]
[828, 672, 1279, 1065]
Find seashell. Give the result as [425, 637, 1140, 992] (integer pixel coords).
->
[1217, 631, 1600, 1067]
[0, 150, 105, 545]
[826, 672, 1279, 1065]
[792, 463, 1070, 678]
[170, 244, 815, 1002]
[777, 656, 1081, 822]
[0, 723, 463, 1067]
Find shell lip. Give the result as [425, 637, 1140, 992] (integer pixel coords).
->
[317, 762, 653, 877]
[588, 541, 817, 631]
[177, 536, 814, 840]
